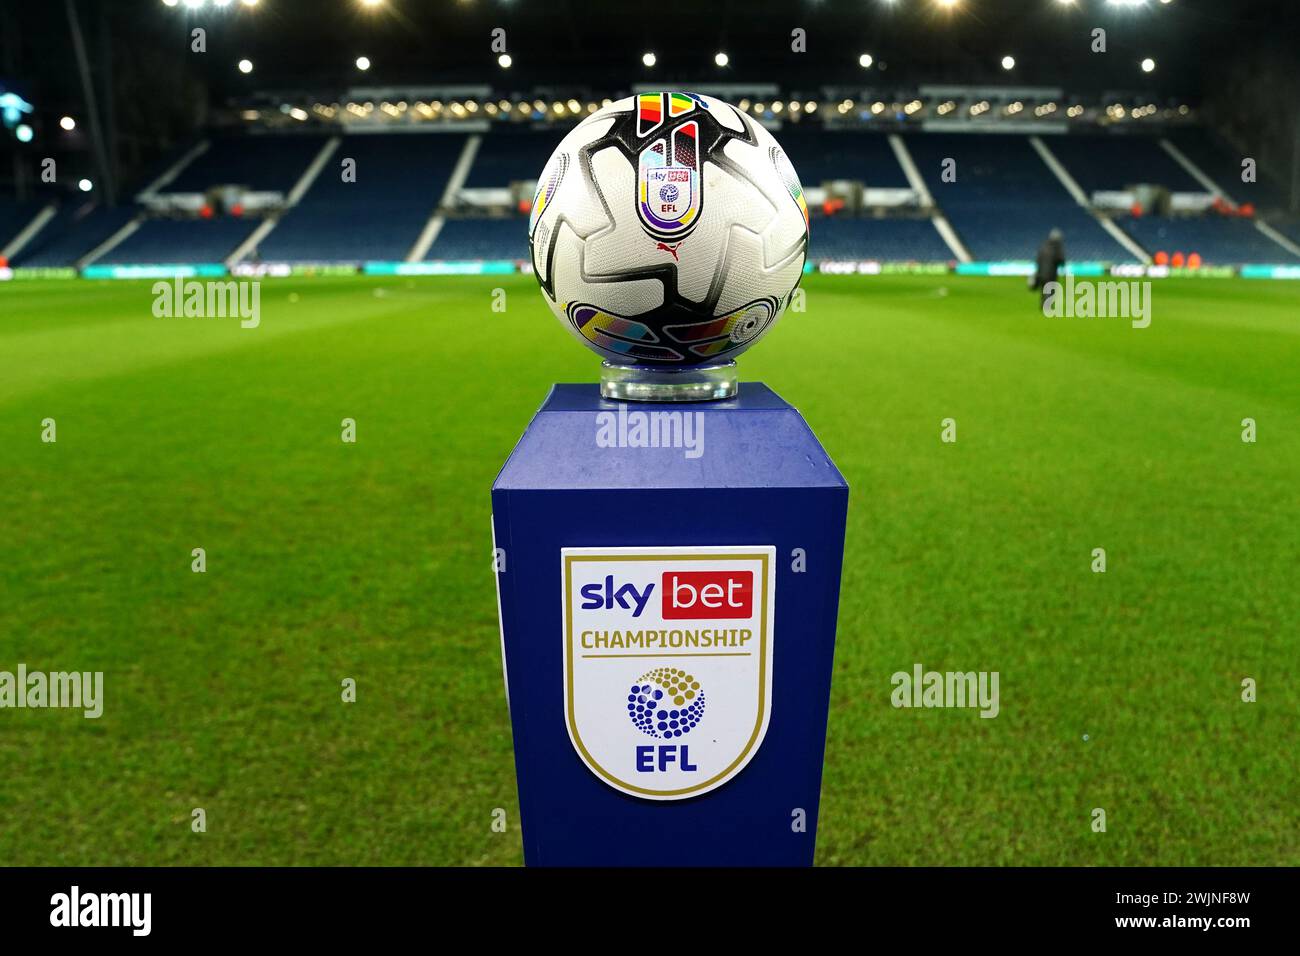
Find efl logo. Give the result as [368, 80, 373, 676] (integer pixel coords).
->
[662, 571, 752, 619]
[562, 546, 775, 800]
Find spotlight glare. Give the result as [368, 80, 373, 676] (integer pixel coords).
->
[498, 53, 513, 68]
[60, 116, 76, 131]
[240, 0, 259, 7]
[15, 124, 33, 143]
[1001, 55, 1016, 70]
[355, 56, 371, 71]
[642, 51, 657, 67]
[78, 178, 93, 192]
[714, 51, 729, 67]
[237, 58, 253, 74]
[1141, 57, 1156, 72]
[162, 0, 180, 7]
[858, 53, 873, 69]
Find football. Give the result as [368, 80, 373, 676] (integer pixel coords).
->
[529, 91, 810, 368]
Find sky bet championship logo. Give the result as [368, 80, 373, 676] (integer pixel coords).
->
[562, 546, 775, 800]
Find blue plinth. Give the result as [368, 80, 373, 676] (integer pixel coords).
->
[492, 383, 848, 866]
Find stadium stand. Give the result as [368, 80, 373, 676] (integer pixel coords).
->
[1165, 128, 1291, 212]
[776, 129, 909, 188]
[1045, 133, 1201, 194]
[166, 134, 326, 193]
[0, 201, 46, 249]
[12, 204, 137, 267]
[904, 132, 1134, 261]
[1117, 214, 1300, 264]
[7, 127, 1293, 268]
[97, 217, 262, 265]
[1275, 221, 1300, 247]
[257, 132, 466, 263]
[429, 217, 527, 261]
[463, 126, 556, 189]
[809, 216, 952, 262]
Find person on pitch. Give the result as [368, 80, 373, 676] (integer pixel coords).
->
[1031, 228, 1066, 310]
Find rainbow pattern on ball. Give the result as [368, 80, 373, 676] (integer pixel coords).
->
[637, 91, 700, 138]
[567, 303, 683, 362]
[529, 153, 568, 233]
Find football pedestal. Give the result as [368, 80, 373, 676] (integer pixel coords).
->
[491, 383, 848, 866]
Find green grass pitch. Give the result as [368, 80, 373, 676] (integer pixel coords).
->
[1, 273, 1296, 866]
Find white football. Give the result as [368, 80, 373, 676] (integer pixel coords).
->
[528, 92, 809, 367]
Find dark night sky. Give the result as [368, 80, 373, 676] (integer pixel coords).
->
[4, 0, 1296, 112]
[1, 0, 1295, 191]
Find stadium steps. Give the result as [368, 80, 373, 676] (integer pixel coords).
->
[10, 204, 130, 268]
[905, 132, 1140, 262]
[165, 134, 328, 194]
[1, 203, 57, 261]
[1166, 128, 1292, 213]
[1031, 135, 1151, 263]
[1253, 221, 1300, 259]
[1159, 138, 1300, 261]
[285, 136, 343, 205]
[1159, 138, 1231, 198]
[408, 133, 482, 262]
[135, 139, 210, 201]
[887, 134, 970, 263]
[226, 136, 341, 265]
[79, 214, 146, 267]
[98, 217, 263, 266]
[1116, 214, 1300, 265]
[254, 133, 465, 263]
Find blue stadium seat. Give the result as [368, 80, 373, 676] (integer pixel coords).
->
[776, 129, 909, 188]
[167, 134, 327, 193]
[0, 201, 45, 250]
[429, 218, 527, 260]
[1118, 215, 1299, 264]
[98, 217, 260, 265]
[1165, 128, 1291, 213]
[809, 217, 951, 261]
[464, 127, 563, 188]
[1275, 221, 1300, 247]
[12, 205, 137, 267]
[1045, 133, 1200, 193]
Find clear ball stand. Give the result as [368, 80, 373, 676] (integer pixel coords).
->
[599, 361, 738, 402]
